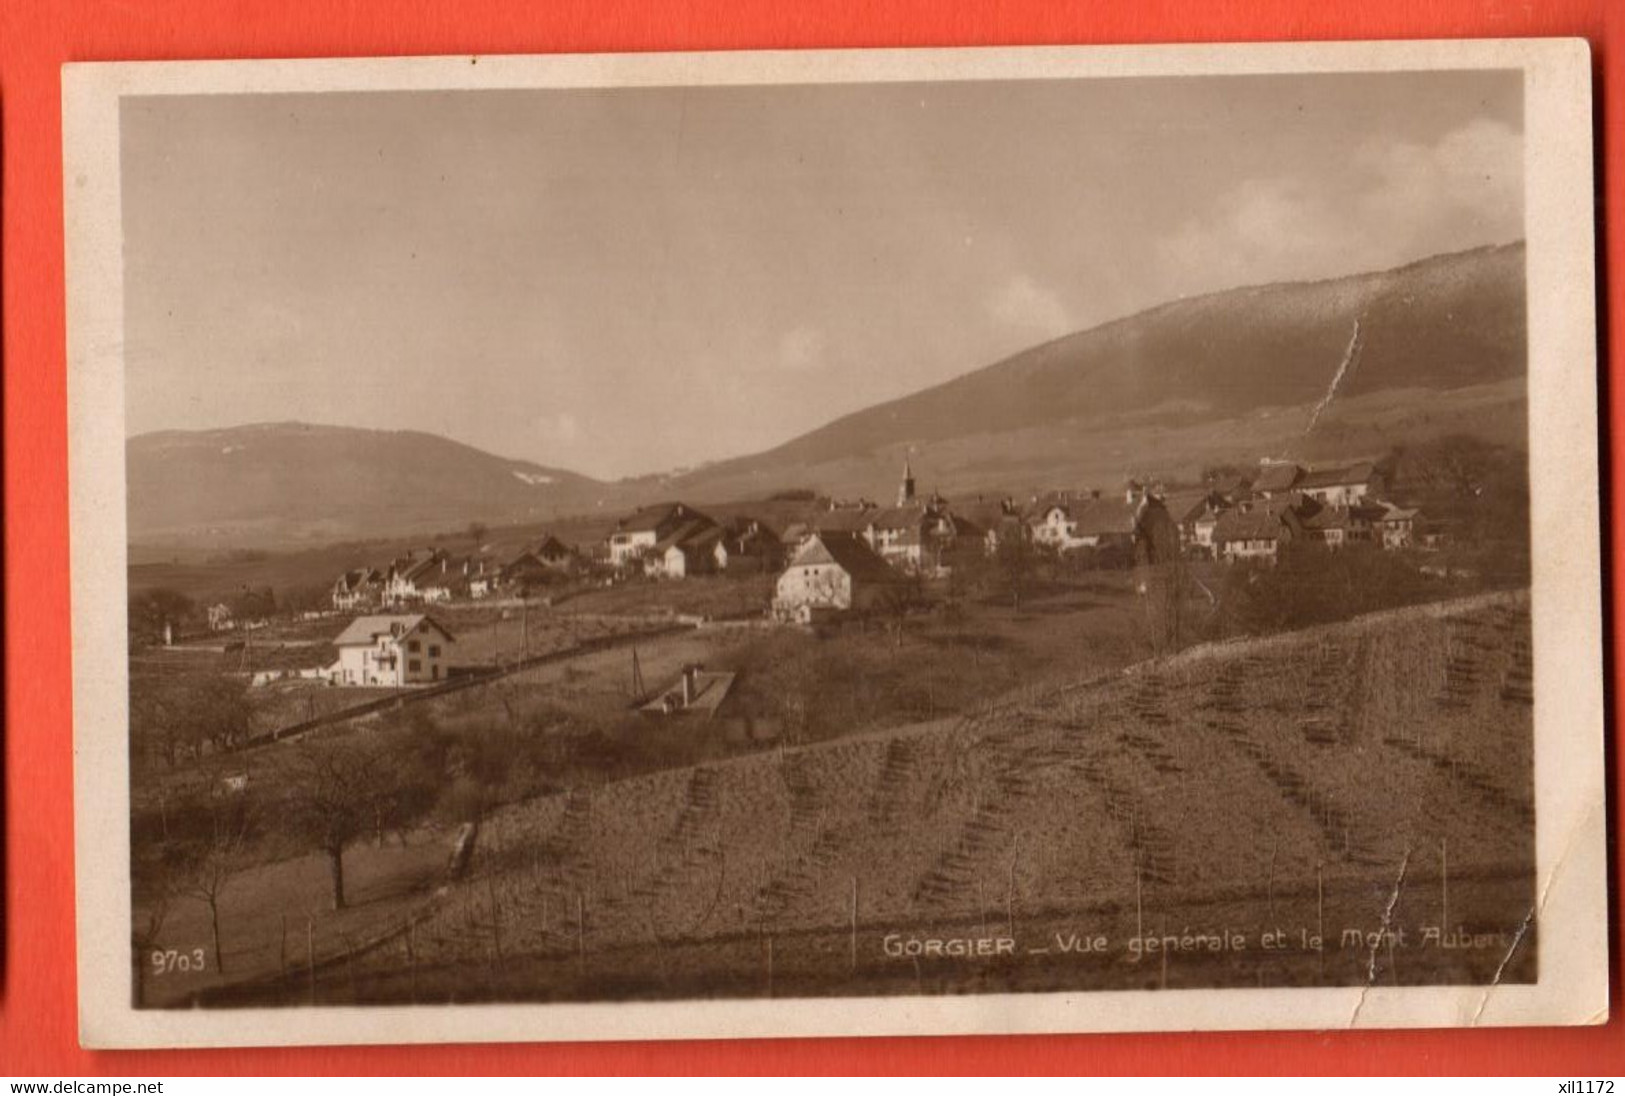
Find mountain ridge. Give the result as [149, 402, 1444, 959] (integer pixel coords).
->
[127, 242, 1527, 549]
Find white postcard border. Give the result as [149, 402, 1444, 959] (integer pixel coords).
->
[65, 37, 1605, 1049]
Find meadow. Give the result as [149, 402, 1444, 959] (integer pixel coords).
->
[180, 589, 1533, 1006]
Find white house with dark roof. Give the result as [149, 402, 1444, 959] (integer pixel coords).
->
[773, 532, 903, 622]
[326, 614, 455, 686]
[609, 503, 712, 567]
[1297, 461, 1384, 507]
[1213, 499, 1305, 563]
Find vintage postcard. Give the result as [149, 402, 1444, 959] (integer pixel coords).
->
[65, 40, 1605, 1048]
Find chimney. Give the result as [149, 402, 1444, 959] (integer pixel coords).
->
[681, 665, 696, 707]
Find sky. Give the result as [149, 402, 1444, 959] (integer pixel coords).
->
[121, 70, 1524, 479]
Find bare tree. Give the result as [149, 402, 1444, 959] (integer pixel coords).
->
[283, 738, 388, 910]
[174, 783, 258, 975]
[282, 734, 440, 910]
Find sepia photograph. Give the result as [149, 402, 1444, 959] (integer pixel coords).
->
[64, 41, 1605, 1047]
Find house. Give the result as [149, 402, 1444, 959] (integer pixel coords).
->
[331, 568, 382, 611]
[952, 498, 1024, 556]
[417, 557, 488, 603]
[206, 603, 235, 631]
[1212, 499, 1305, 563]
[1252, 461, 1305, 498]
[773, 532, 904, 622]
[326, 614, 456, 686]
[382, 550, 448, 606]
[1375, 504, 1421, 549]
[1164, 493, 1225, 557]
[1028, 491, 1095, 552]
[1299, 504, 1357, 548]
[504, 535, 576, 588]
[1028, 490, 1140, 555]
[713, 519, 784, 574]
[1297, 461, 1384, 507]
[863, 503, 961, 572]
[609, 503, 713, 567]
[647, 521, 725, 579]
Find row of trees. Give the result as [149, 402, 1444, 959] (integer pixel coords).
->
[132, 705, 569, 978]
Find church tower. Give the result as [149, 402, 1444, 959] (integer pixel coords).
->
[898, 457, 916, 507]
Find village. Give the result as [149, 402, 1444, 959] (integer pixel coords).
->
[231, 454, 1428, 689]
[123, 442, 1533, 1014]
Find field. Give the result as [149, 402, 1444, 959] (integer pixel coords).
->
[184, 589, 1534, 1007]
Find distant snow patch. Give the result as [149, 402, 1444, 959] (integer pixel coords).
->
[512, 470, 555, 486]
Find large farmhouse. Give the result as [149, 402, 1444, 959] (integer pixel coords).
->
[609, 503, 713, 567]
[327, 614, 456, 687]
[1249, 458, 1384, 506]
[1212, 499, 1305, 562]
[773, 532, 903, 623]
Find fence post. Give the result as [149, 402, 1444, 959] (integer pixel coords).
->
[306, 916, 316, 1005]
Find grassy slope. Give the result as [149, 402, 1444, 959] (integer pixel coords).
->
[318, 590, 1535, 1003]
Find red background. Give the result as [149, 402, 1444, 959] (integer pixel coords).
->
[1, 0, 1618, 1076]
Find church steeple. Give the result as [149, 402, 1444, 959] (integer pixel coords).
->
[898, 457, 916, 506]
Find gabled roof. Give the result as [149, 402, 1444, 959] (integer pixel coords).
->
[333, 614, 455, 647]
[1299, 461, 1378, 490]
[653, 519, 722, 555]
[1300, 505, 1353, 532]
[788, 532, 902, 585]
[418, 562, 471, 590]
[391, 554, 443, 583]
[810, 508, 877, 534]
[1213, 500, 1300, 543]
[1253, 462, 1304, 494]
[1071, 497, 1139, 537]
[1025, 491, 1084, 521]
[618, 502, 711, 534]
[1162, 492, 1215, 525]
[867, 505, 933, 532]
[952, 500, 1019, 529]
[1378, 503, 1421, 522]
[528, 533, 573, 557]
[662, 524, 724, 557]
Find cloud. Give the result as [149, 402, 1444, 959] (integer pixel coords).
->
[1153, 118, 1523, 294]
[989, 273, 1072, 338]
[778, 325, 826, 372]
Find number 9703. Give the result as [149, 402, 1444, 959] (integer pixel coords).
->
[150, 948, 206, 974]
